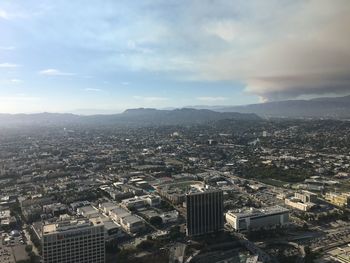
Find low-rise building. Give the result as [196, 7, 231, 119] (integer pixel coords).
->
[120, 215, 144, 234]
[121, 197, 145, 210]
[284, 198, 315, 211]
[77, 205, 100, 218]
[226, 206, 289, 232]
[160, 210, 179, 224]
[99, 202, 119, 215]
[42, 203, 68, 216]
[325, 192, 350, 207]
[109, 207, 131, 224]
[103, 220, 124, 241]
[139, 194, 161, 207]
[295, 190, 318, 203]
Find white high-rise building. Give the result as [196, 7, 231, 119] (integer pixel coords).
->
[42, 217, 105, 263]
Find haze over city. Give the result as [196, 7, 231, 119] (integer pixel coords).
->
[2, 2, 350, 263]
[1, 0, 350, 113]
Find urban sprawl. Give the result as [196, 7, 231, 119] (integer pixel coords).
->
[1, 119, 350, 263]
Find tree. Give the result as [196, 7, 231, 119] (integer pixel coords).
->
[25, 244, 33, 253]
[302, 223, 309, 231]
[136, 240, 154, 250]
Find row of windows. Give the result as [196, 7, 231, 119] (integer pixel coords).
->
[44, 254, 104, 261]
[44, 249, 104, 255]
[44, 234, 104, 244]
[44, 246, 105, 252]
[44, 232, 104, 240]
[43, 248, 105, 255]
[44, 240, 104, 248]
[44, 257, 105, 263]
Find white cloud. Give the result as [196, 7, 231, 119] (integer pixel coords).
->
[10, 79, 22, 83]
[0, 9, 9, 19]
[204, 20, 240, 42]
[85, 88, 101, 92]
[39, 69, 75, 76]
[0, 63, 20, 68]
[196, 96, 227, 102]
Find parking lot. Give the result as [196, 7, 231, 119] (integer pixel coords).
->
[0, 230, 29, 263]
[0, 241, 16, 263]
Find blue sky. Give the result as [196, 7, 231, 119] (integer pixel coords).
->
[0, 0, 349, 113]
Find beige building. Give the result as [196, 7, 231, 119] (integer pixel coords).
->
[295, 191, 318, 203]
[325, 192, 350, 207]
[42, 217, 105, 263]
[284, 198, 314, 211]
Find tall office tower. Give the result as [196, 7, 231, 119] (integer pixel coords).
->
[186, 189, 224, 236]
[41, 217, 105, 263]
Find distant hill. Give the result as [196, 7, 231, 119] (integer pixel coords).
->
[196, 95, 350, 119]
[0, 108, 260, 127]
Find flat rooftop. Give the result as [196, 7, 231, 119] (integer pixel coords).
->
[158, 181, 218, 195]
[43, 218, 103, 235]
[227, 205, 289, 218]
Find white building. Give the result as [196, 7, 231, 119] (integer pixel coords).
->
[109, 207, 131, 224]
[120, 197, 145, 210]
[99, 202, 119, 215]
[41, 217, 105, 263]
[121, 194, 161, 209]
[294, 191, 318, 203]
[139, 194, 161, 207]
[160, 210, 179, 224]
[77, 205, 100, 218]
[285, 198, 315, 211]
[120, 215, 144, 234]
[226, 206, 289, 232]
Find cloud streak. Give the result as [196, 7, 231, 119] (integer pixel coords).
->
[85, 88, 101, 92]
[0, 63, 20, 68]
[39, 69, 75, 76]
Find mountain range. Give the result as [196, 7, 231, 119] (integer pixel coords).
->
[192, 95, 350, 119]
[1, 95, 349, 127]
[0, 108, 260, 127]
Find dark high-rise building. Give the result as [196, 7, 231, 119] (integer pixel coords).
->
[186, 189, 224, 236]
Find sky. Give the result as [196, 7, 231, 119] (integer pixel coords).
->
[0, 0, 350, 114]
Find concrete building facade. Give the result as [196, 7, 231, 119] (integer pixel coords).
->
[226, 206, 289, 232]
[41, 217, 105, 263]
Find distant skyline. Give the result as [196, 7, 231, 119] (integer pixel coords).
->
[1, 0, 350, 113]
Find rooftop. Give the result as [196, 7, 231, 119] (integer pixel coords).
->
[227, 205, 289, 218]
[43, 217, 103, 235]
